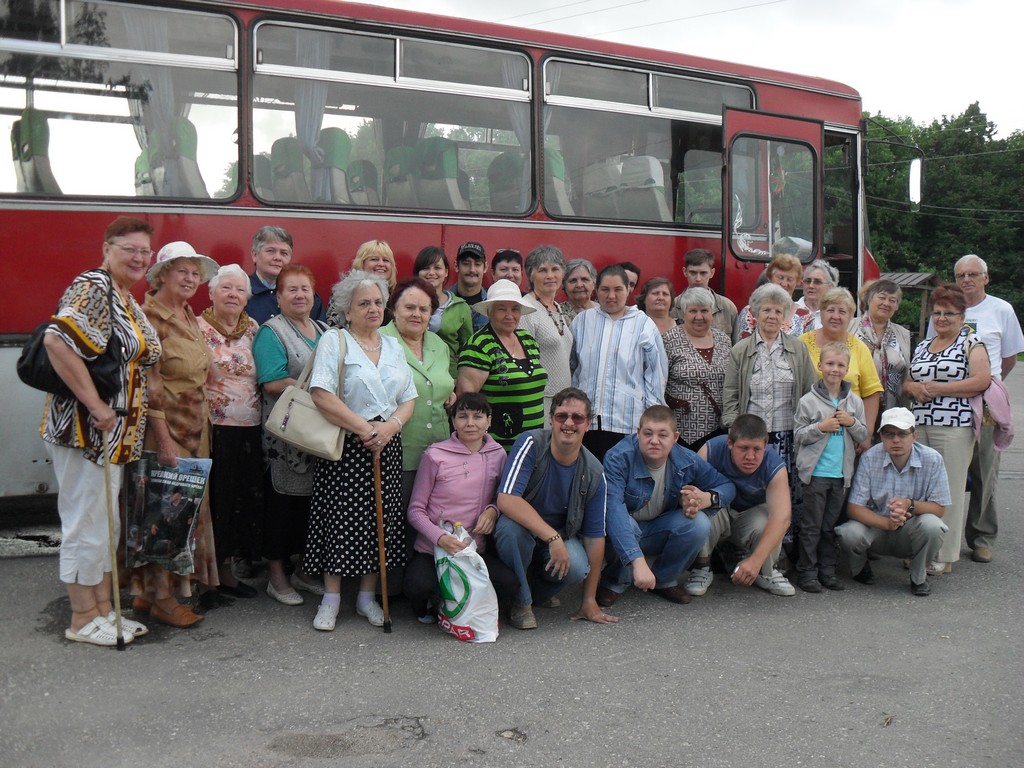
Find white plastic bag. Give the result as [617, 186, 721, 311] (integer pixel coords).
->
[434, 523, 499, 643]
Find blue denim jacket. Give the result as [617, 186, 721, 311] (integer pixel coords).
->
[604, 435, 736, 564]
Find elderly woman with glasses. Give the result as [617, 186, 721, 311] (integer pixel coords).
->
[903, 284, 990, 575]
[735, 254, 811, 340]
[796, 259, 840, 331]
[852, 278, 912, 422]
[517, 245, 574, 425]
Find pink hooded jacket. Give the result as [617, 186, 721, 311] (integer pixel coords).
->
[969, 377, 1014, 451]
[407, 432, 507, 554]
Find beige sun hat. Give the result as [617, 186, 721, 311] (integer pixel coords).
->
[146, 241, 220, 285]
[472, 279, 537, 317]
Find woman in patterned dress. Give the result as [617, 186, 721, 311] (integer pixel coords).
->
[136, 241, 221, 628]
[663, 288, 732, 449]
[904, 284, 990, 574]
[304, 271, 417, 631]
[518, 245, 573, 426]
[41, 216, 161, 646]
[456, 280, 548, 449]
[198, 264, 262, 600]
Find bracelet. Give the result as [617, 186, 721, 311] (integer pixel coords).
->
[544, 533, 561, 543]
[389, 415, 404, 429]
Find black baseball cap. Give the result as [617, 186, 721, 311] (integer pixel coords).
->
[457, 241, 486, 262]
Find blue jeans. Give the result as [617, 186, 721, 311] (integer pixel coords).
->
[493, 515, 590, 607]
[601, 510, 711, 593]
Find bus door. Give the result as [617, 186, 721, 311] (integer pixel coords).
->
[722, 108, 823, 283]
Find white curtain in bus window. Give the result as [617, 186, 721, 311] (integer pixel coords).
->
[0, 1, 238, 199]
[542, 60, 753, 225]
[729, 136, 815, 261]
[252, 23, 531, 213]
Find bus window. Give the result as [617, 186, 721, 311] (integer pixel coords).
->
[729, 135, 815, 261]
[252, 24, 531, 213]
[542, 58, 752, 225]
[0, 1, 238, 199]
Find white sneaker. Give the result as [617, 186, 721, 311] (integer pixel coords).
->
[107, 611, 148, 637]
[356, 600, 385, 627]
[755, 569, 796, 596]
[685, 566, 713, 596]
[313, 603, 339, 631]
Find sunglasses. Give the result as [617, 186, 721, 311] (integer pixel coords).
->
[552, 412, 588, 425]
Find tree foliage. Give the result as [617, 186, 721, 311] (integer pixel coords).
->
[865, 103, 1024, 328]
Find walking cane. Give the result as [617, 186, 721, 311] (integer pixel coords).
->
[373, 454, 392, 633]
[102, 429, 127, 650]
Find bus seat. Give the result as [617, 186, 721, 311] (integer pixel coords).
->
[253, 154, 274, 200]
[413, 136, 467, 210]
[580, 158, 620, 219]
[347, 159, 380, 206]
[134, 151, 156, 196]
[317, 127, 351, 204]
[16, 108, 62, 194]
[271, 137, 311, 202]
[383, 145, 418, 208]
[543, 148, 574, 216]
[167, 117, 209, 197]
[617, 155, 671, 222]
[487, 151, 524, 212]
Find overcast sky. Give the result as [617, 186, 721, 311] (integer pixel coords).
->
[360, 0, 1019, 137]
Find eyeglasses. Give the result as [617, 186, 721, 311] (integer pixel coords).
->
[879, 429, 913, 439]
[109, 242, 153, 258]
[955, 271, 983, 280]
[931, 311, 962, 320]
[803, 278, 828, 286]
[552, 412, 588, 425]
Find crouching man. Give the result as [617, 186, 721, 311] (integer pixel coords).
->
[685, 414, 796, 597]
[836, 407, 950, 596]
[598, 405, 735, 606]
[494, 388, 617, 629]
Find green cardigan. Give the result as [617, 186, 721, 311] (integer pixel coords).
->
[380, 323, 455, 471]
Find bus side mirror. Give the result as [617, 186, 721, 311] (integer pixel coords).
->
[909, 157, 921, 213]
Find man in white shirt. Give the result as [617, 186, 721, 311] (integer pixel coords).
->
[952, 255, 1024, 562]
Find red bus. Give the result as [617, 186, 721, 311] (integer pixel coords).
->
[1, 0, 875, 500]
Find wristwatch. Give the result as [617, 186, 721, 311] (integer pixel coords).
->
[707, 490, 720, 510]
[908, 499, 916, 515]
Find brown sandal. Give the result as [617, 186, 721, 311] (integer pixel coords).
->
[132, 596, 153, 613]
[150, 603, 204, 628]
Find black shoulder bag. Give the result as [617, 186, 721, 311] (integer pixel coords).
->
[17, 272, 123, 402]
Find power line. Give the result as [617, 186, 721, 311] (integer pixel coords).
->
[495, 1, 601, 24]
[588, 0, 789, 37]
[867, 195, 1024, 215]
[522, 0, 648, 28]
[867, 200, 1024, 223]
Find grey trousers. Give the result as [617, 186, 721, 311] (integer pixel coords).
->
[966, 424, 1000, 551]
[835, 514, 948, 585]
[698, 503, 781, 577]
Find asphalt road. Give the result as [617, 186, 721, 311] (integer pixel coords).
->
[2, 376, 1023, 768]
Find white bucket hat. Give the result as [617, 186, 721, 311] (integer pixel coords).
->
[472, 279, 537, 317]
[147, 241, 220, 285]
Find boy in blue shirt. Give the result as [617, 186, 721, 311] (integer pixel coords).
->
[793, 341, 868, 592]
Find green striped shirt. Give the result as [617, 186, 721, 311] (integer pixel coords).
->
[458, 326, 547, 449]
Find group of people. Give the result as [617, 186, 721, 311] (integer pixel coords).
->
[39, 218, 1021, 645]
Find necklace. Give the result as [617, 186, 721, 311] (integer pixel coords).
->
[355, 335, 382, 352]
[534, 293, 566, 336]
